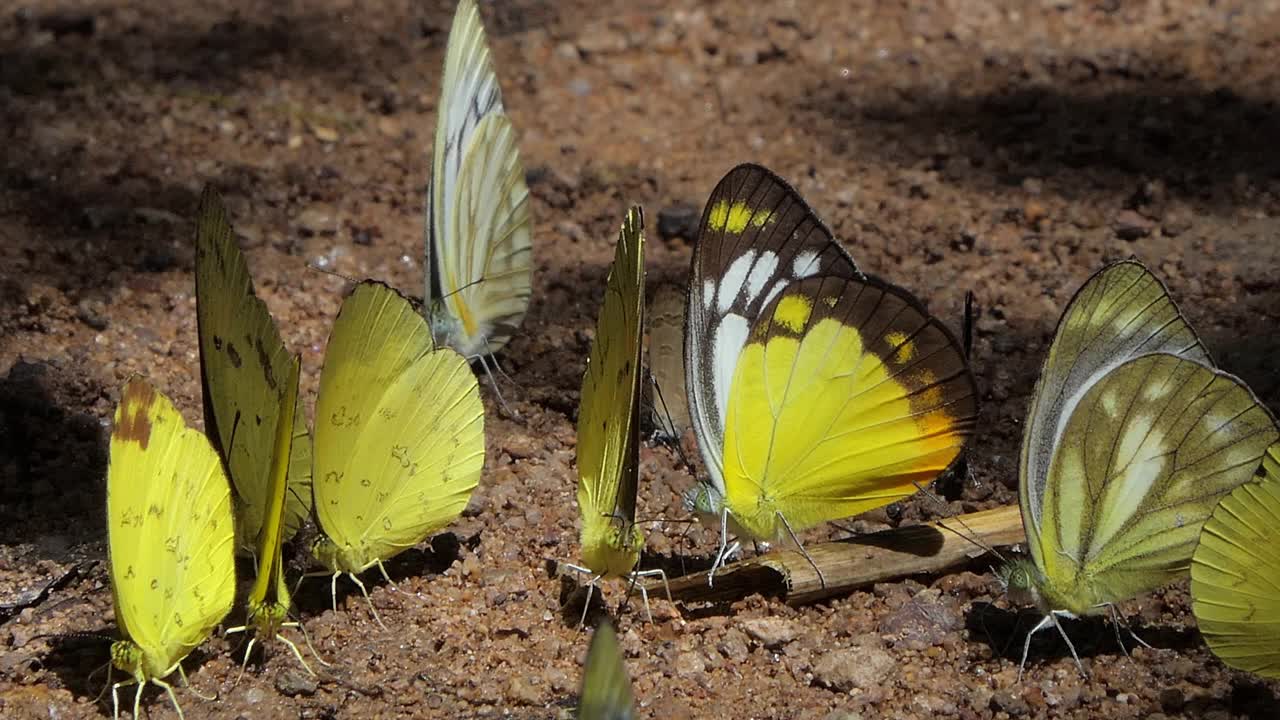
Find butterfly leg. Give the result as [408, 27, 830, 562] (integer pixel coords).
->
[176, 663, 215, 701]
[1101, 602, 1153, 655]
[627, 568, 672, 622]
[276, 632, 317, 676]
[777, 511, 826, 589]
[151, 676, 186, 720]
[375, 559, 400, 592]
[235, 635, 259, 684]
[562, 562, 606, 628]
[287, 618, 333, 668]
[110, 676, 136, 720]
[473, 351, 517, 417]
[1050, 612, 1087, 678]
[346, 572, 388, 630]
[708, 508, 733, 587]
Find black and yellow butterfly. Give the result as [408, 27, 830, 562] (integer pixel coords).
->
[682, 164, 979, 582]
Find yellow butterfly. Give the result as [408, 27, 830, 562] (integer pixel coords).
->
[224, 354, 317, 673]
[1003, 260, 1279, 678]
[683, 164, 978, 583]
[424, 0, 532, 369]
[194, 186, 312, 556]
[569, 208, 667, 624]
[577, 620, 635, 720]
[645, 283, 691, 442]
[310, 281, 485, 626]
[1191, 442, 1280, 678]
[107, 378, 235, 720]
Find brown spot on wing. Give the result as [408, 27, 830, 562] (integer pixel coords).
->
[226, 341, 242, 368]
[116, 379, 156, 450]
[256, 336, 278, 390]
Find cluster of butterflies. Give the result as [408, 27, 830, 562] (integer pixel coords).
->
[97, 0, 1280, 718]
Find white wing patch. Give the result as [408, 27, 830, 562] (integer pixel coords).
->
[702, 278, 717, 310]
[1091, 417, 1166, 554]
[713, 314, 750, 426]
[793, 250, 820, 278]
[744, 251, 779, 304]
[718, 252, 756, 314]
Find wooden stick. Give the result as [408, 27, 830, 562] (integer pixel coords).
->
[644, 504, 1024, 607]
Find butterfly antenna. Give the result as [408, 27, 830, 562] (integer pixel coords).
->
[304, 261, 359, 285]
[911, 479, 1010, 566]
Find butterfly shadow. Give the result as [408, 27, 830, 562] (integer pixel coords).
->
[36, 632, 224, 715]
[0, 361, 109, 553]
[291, 532, 465, 619]
[965, 601, 1201, 670]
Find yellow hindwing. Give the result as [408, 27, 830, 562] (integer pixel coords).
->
[312, 282, 485, 574]
[1192, 443, 1280, 678]
[1036, 353, 1278, 615]
[721, 274, 977, 541]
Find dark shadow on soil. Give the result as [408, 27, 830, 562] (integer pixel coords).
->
[799, 82, 1280, 210]
[0, 360, 109, 549]
[0, 2, 563, 298]
[290, 532, 464, 618]
[966, 601, 1201, 669]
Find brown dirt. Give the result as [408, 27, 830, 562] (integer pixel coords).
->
[3, 1, 1280, 718]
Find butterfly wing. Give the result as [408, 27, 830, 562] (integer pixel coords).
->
[426, 0, 532, 357]
[685, 164, 859, 499]
[1192, 443, 1280, 678]
[195, 186, 313, 553]
[721, 274, 977, 541]
[1020, 260, 1209, 565]
[313, 282, 485, 572]
[246, 355, 301, 623]
[577, 208, 645, 577]
[1036, 353, 1277, 612]
[577, 621, 635, 720]
[645, 283, 690, 441]
[107, 378, 235, 677]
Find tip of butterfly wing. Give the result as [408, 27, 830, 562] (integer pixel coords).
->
[578, 620, 635, 720]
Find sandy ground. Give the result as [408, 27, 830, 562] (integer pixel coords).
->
[2, 0, 1280, 718]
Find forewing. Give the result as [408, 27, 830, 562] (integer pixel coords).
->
[685, 164, 859, 491]
[314, 282, 485, 562]
[439, 113, 532, 355]
[1021, 260, 1209, 557]
[645, 283, 690, 440]
[578, 621, 636, 720]
[107, 379, 235, 669]
[1192, 444, 1280, 678]
[195, 186, 312, 551]
[721, 274, 977, 537]
[578, 208, 645, 530]
[427, 0, 531, 356]
[1038, 353, 1277, 604]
